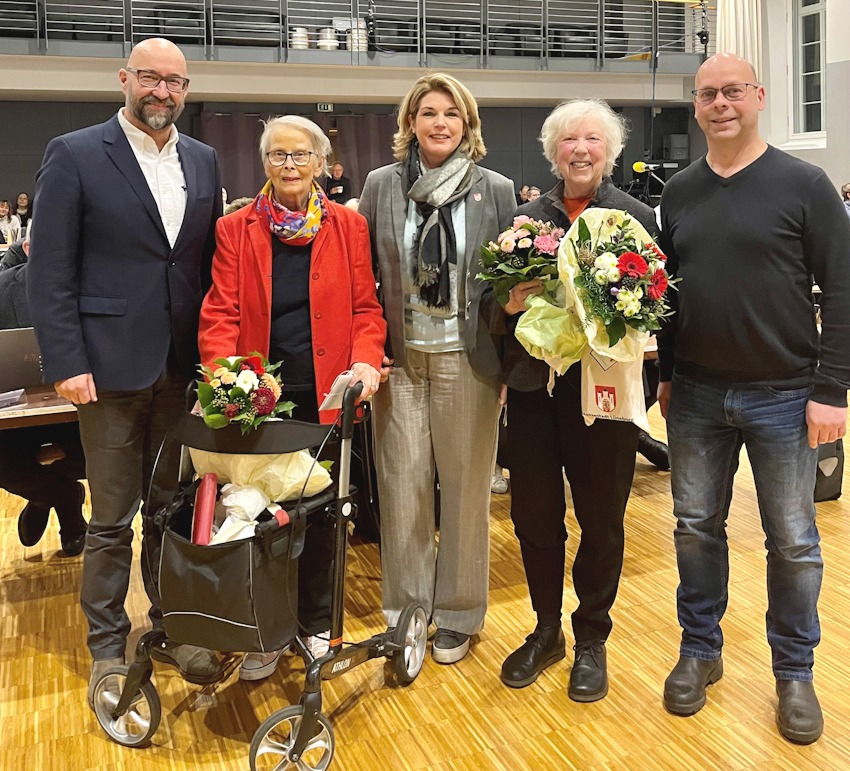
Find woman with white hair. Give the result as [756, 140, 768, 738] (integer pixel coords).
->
[495, 99, 658, 700]
[198, 115, 386, 680]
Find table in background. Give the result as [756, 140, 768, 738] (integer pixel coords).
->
[0, 386, 77, 430]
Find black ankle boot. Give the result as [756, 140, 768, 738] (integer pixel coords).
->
[637, 430, 670, 471]
[663, 655, 723, 715]
[568, 640, 608, 702]
[776, 680, 823, 744]
[500, 626, 566, 688]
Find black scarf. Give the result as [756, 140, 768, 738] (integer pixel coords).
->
[402, 142, 475, 310]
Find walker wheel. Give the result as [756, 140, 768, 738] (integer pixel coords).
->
[392, 603, 428, 685]
[92, 665, 161, 748]
[249, 705, 335, 771]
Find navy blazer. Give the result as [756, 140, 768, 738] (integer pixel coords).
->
[28, 115, 222, 390]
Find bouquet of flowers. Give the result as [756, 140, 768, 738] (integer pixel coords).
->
[514, 208, 676, 430]
[191, 353, 331, 543]
[477, 216, 566, 306]
[196, 354, 295, 434]
[570, 212, 673, 347]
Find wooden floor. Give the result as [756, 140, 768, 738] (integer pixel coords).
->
[3, 407, 850, 770]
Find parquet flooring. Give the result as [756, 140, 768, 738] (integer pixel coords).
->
[2, 406, 850, 769]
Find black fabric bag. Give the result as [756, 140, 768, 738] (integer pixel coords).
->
[159, 501, 299, 653]
[814, 439, 844, 503]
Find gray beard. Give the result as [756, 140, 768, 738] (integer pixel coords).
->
[132, 97, 182, 131]
[143, 110, 173, 130]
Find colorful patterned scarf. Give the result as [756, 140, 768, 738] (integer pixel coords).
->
[255, 179, 327, 245]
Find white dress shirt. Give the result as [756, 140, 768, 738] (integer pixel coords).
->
[117, 108, 186, 248]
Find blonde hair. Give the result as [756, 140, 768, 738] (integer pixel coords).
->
[392, 72, 486, 163]
[259, 115, 332, 177]
[539, 99, 629, 179]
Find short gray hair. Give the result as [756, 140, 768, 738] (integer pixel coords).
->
[259, 115, 332, 177]
[539, 99, 629, 179]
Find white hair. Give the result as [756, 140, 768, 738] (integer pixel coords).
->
[259, 115, 331, 176]
[539, 99, 629, 179]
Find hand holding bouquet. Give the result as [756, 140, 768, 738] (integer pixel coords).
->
[569, 212, 674, 347]
[196, 353, 295, 434]
[477, 216, 566, 307]
[513, 209, 675, 430]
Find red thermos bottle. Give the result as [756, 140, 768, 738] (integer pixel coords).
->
[192, 473, 218, 545]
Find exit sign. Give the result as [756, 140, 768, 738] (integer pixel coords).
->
[317, 103, 333, 112]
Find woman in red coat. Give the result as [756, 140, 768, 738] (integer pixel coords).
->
[198, 115, 386, 680]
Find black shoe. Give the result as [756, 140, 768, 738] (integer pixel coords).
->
[568, 640, 608, 702]
[58, 482, 87, 557]
[637, 431, 670, 471]
[17, 502, 50, 547]
[500, 626, 566, 688]
[151, 640, 228, 685]
[60, 528, 87, 558]
[776, 680, 823, 744]
[663, 655, 723, 715]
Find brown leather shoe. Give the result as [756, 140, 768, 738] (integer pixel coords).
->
[151, 640, 227, 685]
[663, 655, 723, 715]
[776, 680, 823, 744]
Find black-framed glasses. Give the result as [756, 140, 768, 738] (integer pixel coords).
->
[266, 150, 316, 167]
[126, 67, 190, 93]
[692, 83, 758, 104]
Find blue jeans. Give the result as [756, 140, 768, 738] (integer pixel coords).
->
[668, 374, 822, 681]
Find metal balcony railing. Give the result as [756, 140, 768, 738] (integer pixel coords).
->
[0, 0, 716, 70]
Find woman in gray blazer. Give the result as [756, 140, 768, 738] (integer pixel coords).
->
[359, 73, 516, 664]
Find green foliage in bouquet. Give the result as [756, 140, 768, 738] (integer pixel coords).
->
[196, 353, 295, 434]
[477, 216, 566, 307]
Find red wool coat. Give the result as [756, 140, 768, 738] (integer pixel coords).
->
[198, 198, 386, 424]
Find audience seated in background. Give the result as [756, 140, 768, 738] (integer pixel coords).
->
[324, 162, 352, 204]
[13, 192, 31, 231]
[516, 184, 530, 205]
[0, 200, 21, 245]
[526, 185, 541, 201]
[842, 183, 850, 218]
[0, 227, 88, 557]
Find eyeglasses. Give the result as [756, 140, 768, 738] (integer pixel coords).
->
[126, 67, 190, 93]
[692, 83, 758, 104]
[266, 151, 316, 167]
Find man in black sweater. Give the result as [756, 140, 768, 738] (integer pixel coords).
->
[657, 53, 850, 745]
[324, 162, 352, 204]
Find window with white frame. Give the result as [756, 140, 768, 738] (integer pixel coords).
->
[793, 0, 825, 134]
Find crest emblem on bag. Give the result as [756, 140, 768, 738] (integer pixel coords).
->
[595, 386, 616, 413]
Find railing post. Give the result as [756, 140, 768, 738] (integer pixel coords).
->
[596, 0, 604, 70]
[541, 0, 548, 71]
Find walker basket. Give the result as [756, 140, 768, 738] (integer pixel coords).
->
[158, 495, 298, 654]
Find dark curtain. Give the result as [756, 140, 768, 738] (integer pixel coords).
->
[326, 114, 398, 198]
[199, 112, 267, 201]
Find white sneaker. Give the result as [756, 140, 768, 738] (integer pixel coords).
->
[491, 472, 509, 495]
[239, 647, 287, 681]
[305, 631, 331, 659]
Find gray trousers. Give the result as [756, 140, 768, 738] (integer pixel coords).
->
[374, 349, 499, 635]
[77, 368, 187, 659]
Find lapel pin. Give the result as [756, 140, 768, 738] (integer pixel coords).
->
[473, 192, 482, 202]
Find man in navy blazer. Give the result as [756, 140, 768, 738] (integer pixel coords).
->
[28, 37, 225, 706]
